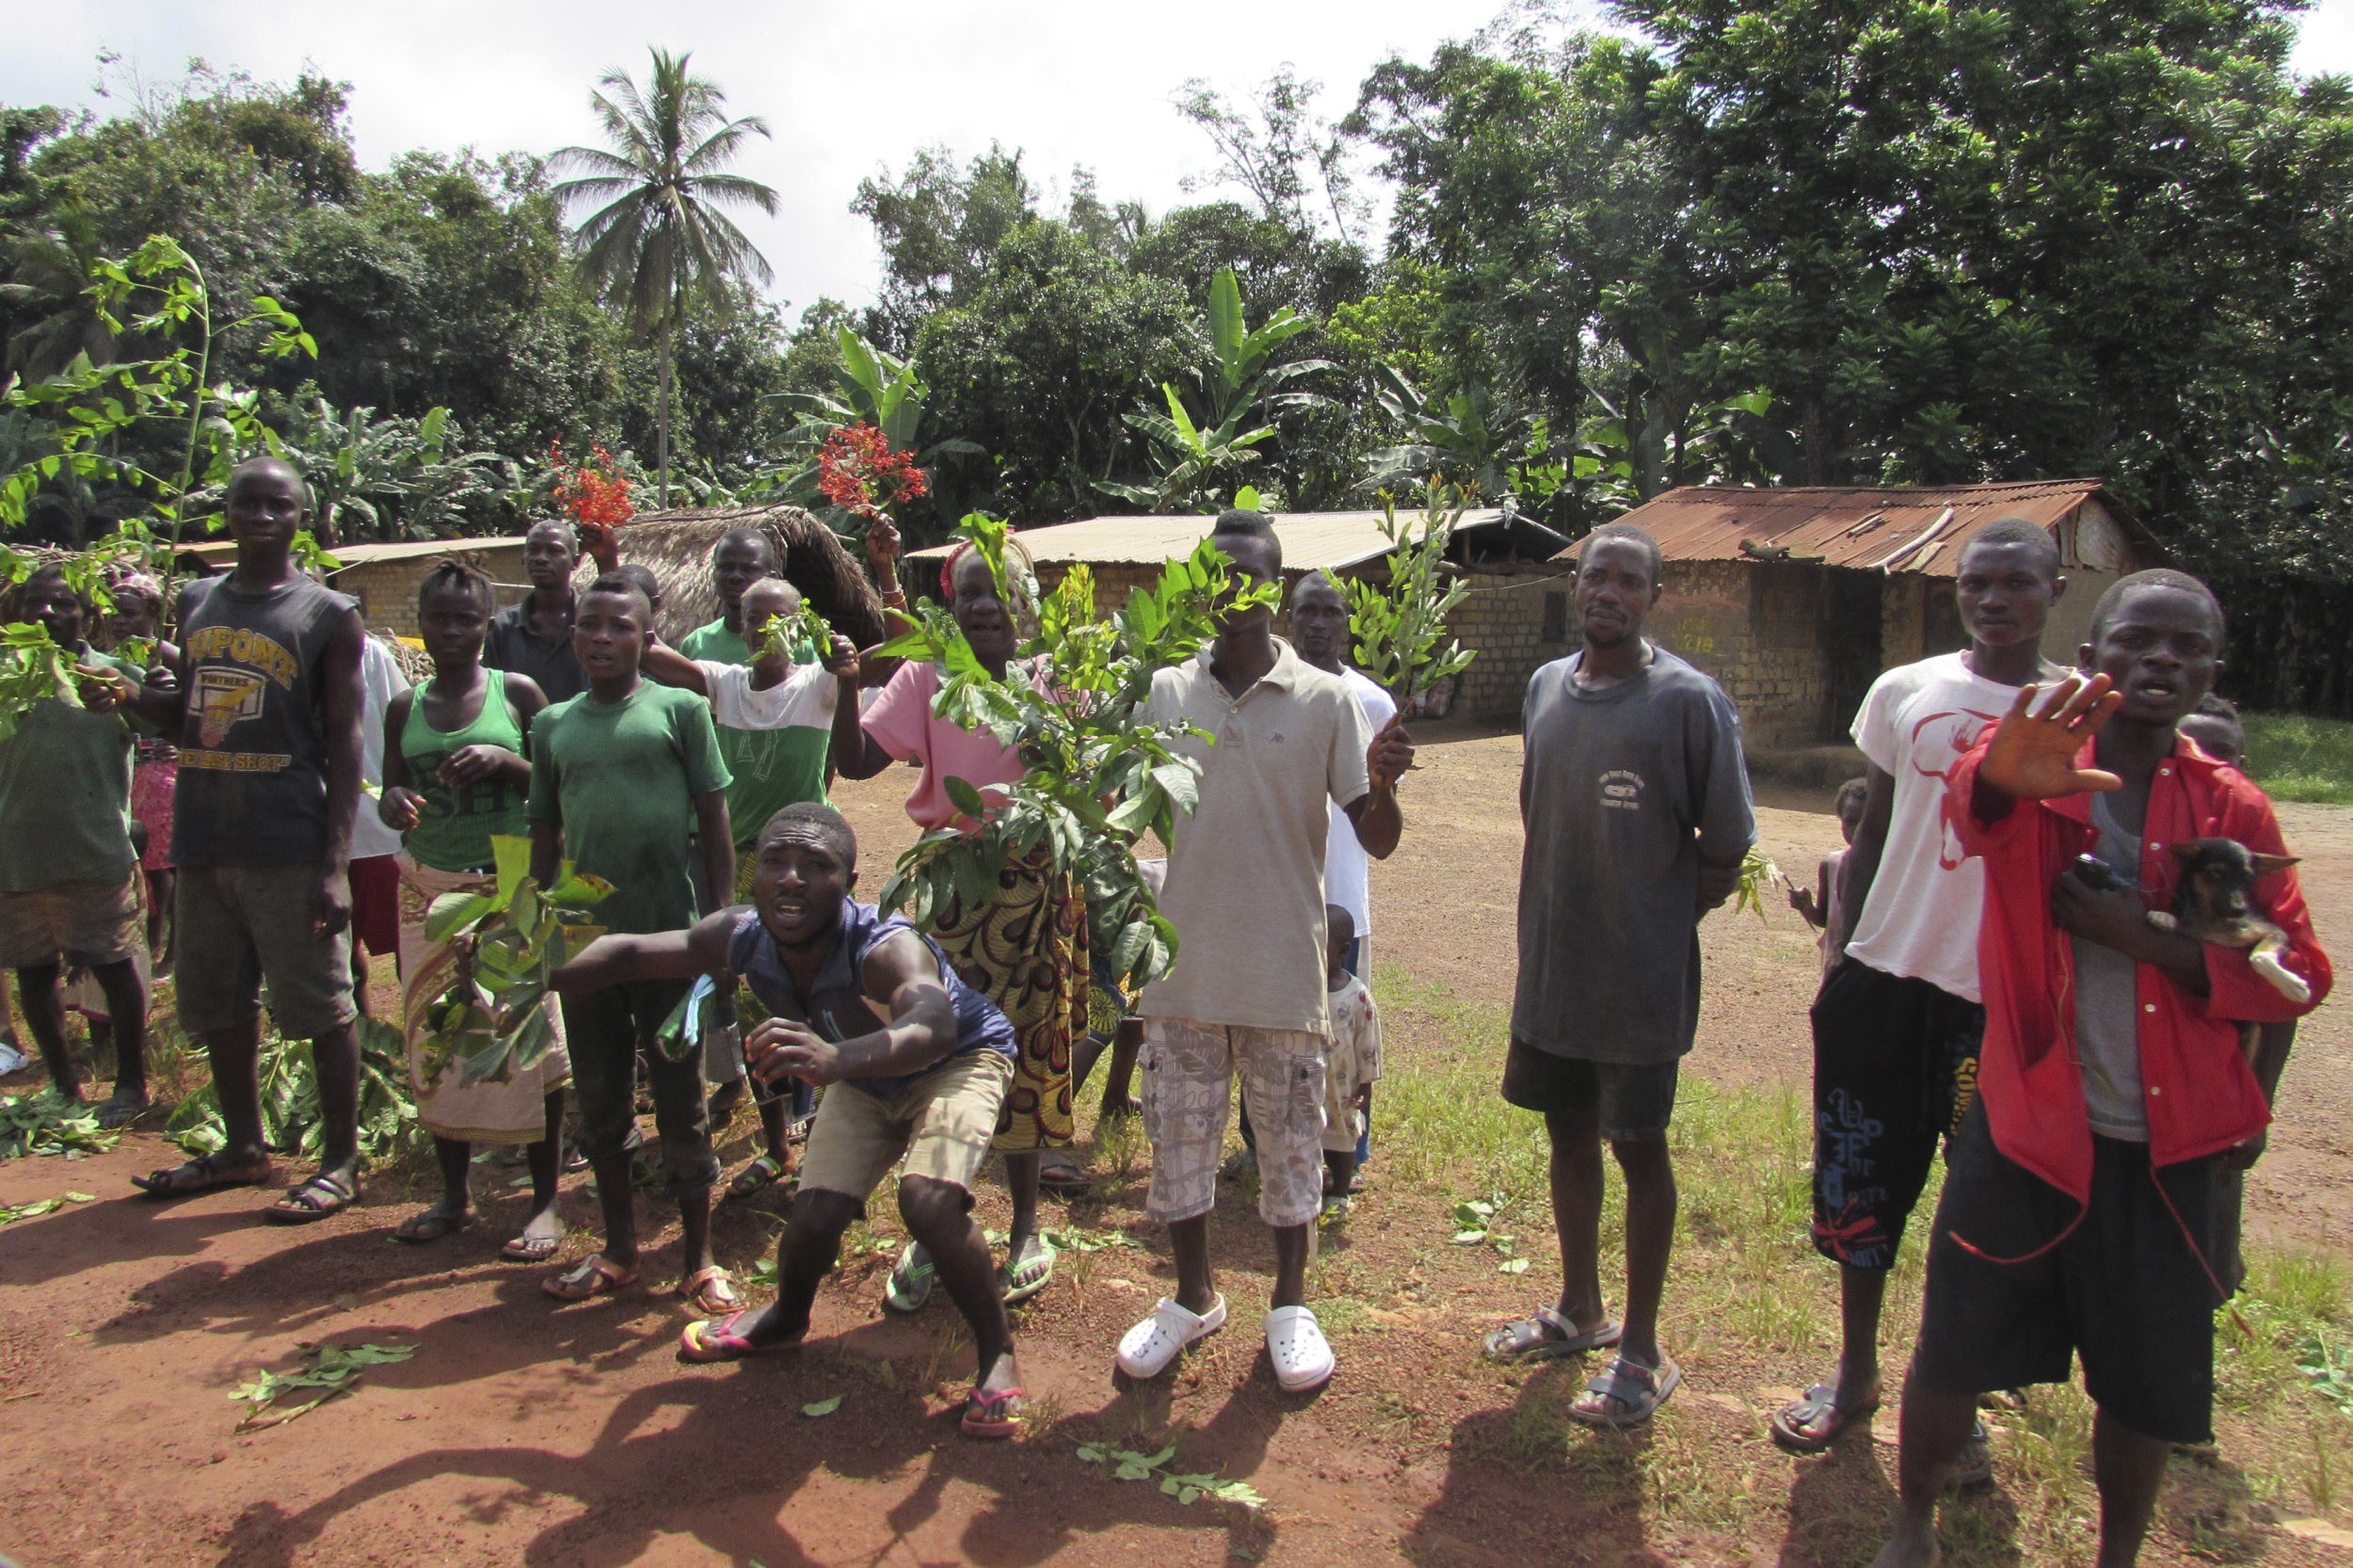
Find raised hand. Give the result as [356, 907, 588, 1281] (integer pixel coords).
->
[378, 784, 425, 833]
[864, 518, 902, 579]
[1367, 712, 1416, 791]
[1978, 675, 2123, 800]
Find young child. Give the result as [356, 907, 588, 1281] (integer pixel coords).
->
[640, 575, 837, 1196]
[2174, 693, 2292, 1299]
[1319, 904, 1382, 1219]
[528, 572, 739, 1317]
[1788, 777, 1869, 976]
[1866, 570, 2330, 1568]
[550, 803, 1027, 1439]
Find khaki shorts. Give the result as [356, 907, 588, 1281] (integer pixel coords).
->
[1142, 1017, 1327, 1228]
[0, 875, 142, 969]
[175, 863, 357, 1040]
[798, 1049, 1013, 1205]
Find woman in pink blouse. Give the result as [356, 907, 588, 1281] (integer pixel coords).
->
[832, 531, 1086, 1312]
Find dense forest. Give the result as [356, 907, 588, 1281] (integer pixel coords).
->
[5, 1, 2351, 708]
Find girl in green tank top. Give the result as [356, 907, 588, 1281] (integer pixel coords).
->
[376, 562, 567, 1262]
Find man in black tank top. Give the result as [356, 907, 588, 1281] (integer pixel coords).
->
[104, 457, 371, 1223]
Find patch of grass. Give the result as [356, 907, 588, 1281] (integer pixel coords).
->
[1369, 963, 2353, 1556]
[2241, 711, 2353, 804]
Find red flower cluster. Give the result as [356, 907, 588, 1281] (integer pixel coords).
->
[817, 424, 928, 523]
[549, 440, 635, 530]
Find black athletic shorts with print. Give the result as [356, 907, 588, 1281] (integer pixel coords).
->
[1808, 958, 1983, 1271]
[1913, 1099, 2221, 1446]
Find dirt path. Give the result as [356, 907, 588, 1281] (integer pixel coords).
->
[1, 727, 2344, 1567]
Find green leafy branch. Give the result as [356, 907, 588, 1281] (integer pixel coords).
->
[416, 835, 613, 1086]
[230, 1341, 415, 1432]
[0, 1191, 96, 1223]
[1732, 846, 1783, 921]
[2301, 1331, 2353, 1415]
[1073, 1441, 1268, 1511]
[0, 1091, 122, 1160]
[168, 1016, 421, 1162]
[1348, 480, 1477, 710]
[1450, 1192, 1529, 1274]
[872, 513, 1273, 991]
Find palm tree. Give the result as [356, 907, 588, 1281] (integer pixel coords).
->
[551, 48, 779, 505]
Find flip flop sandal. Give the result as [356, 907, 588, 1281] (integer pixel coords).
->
[1569, 1352, 1683, 1429]
[678, 1265, 742, 1315]
[960, 1384, 1025, 1439]
[1482, 1305, 1622, 1365]
[884, 1242, 936, 1314]
[132, 1149, 269, 1198]
[1116, 1294, 1227, 1379]
[1264, 1304, 1336, 1393]
[998, 1236, 1057, 1306]
[1035, 1157, 1094, 1196]
[500, 1229, 564, 1263]
[390, 1208, 473, 1244]
[543, 1254, 637, 1301]
[726, 1153, 787, 1200]
[1770, 1382, 1881, 1454]
[265, 1171, 359, 1224]
[679, 1309, 792, 1364]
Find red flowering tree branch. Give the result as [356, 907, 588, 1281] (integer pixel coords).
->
[817, 423, 927, 527]
[549, 440, 635, 534]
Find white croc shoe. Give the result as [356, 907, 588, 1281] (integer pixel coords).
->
[1116, 1293, 1227, 1379]
[1265, 1304, 1335, 1392]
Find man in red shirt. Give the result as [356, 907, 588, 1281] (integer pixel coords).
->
[1869, 569, 2329, 1568]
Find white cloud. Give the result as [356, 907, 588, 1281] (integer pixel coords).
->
[7, 0, 2349, 318]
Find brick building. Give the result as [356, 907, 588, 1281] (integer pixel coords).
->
[1559, 479, 2162, 747]
[906, 508, 1572, 720]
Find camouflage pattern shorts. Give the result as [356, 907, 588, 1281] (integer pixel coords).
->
[1141, 1018, 1328, 1228]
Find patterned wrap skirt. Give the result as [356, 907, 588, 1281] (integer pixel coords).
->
[930, 849, 1086, 1153]
[397, 854, 571, 1144]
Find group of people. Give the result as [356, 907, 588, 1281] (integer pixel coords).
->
[1, 457, 2331, 1560]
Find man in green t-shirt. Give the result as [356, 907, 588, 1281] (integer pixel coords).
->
[0, 566, 150, 1124]
[530, 572, 741, 1320]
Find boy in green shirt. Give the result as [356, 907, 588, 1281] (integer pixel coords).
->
[0, 566, 150, 1124]
[531, 573, 741, 1317]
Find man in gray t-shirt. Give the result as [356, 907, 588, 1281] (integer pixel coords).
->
[1483, 523, 1754, 1430]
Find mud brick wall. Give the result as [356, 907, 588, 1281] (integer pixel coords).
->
[1653, 559, 1835, 747]
[1449, 565, 1578, 720]
[332, 544, 530, 639]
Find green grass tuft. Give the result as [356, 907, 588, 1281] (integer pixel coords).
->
[2240, 711, 2353, 804]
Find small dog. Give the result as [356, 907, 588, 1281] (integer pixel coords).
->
[2149, 839, 2310, 1005]
[2069, 838, 2311, 1038]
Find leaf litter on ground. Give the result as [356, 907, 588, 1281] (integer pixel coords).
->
[230, 1341, 416, 1431]
[0, 1191, 97, 1223]
[0, 1092, 121, 1160]
[1074, 1441, 1268, 1511]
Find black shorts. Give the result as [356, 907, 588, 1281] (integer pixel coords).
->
[1809, 959, 1983, 1271]
[1913, 1100, 2220, 1446]
[1501, 1035, 1678, 1141]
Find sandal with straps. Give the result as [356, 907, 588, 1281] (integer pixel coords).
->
[543, 1254, 637, 1301]
[678, 1265, 742, 1315]
[1570, 1351, 1683, 1429]
[1482, 1305, 1623, 1365]
[265, 1171, 359, 1224]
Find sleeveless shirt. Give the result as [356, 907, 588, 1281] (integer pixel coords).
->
[399, 671, 532, 873]
[727, 900, 1014, 1096]
[172, 574, 355, 867]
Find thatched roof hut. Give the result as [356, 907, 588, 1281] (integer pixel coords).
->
[600, 504, 888, 648]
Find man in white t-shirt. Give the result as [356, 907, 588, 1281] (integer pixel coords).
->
[1771, 519, 2069, 1457]
[348, 634, 412, 1014]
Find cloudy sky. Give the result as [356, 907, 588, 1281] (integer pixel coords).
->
[8, 0, 2351, 319]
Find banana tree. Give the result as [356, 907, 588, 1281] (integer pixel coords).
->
[1093, 384, 1282, 512]
[1362, 365, 1532, 500]
[272, 398, 510, 545]
[753, 326, 979, 515]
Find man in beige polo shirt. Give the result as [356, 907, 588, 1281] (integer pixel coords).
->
[1113, 510, 1415, 1394]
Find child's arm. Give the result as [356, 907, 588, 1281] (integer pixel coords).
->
[1789, 854, 1832, 928]
[379, 690, 422, 833]
[639, 642, 713, 697]
[744, 928, 963, 1087]
[552, 908, 736, 993]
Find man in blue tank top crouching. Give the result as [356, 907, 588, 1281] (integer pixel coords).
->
[550, 801, 1027, 1438]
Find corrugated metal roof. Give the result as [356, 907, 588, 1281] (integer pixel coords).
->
[908, 508, 1566, 572]
[184, 536, 527, 568]
[1557, 480, 2146, 578]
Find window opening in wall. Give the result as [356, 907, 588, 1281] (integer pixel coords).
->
[1542, 591, 1569, 644]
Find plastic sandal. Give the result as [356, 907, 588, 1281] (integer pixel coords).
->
[679, 1310, 791, 1364]
[1569, 1352, 1683, 1428]
[998, 1235, 1056, 1306]
[1264, 1304, 1335, 1393]
[884, 1241, 935, 1314]
[677, 1265, 741, 1315]
[1482, 1305, 1623, 1365]
[542, 1253, 637, 1301]
[264, 1171, 359, 1224]
[726, 1153, 787, 1200]
[1770, 1381, 1880, 1453]
[1115, 1294, 1226, 1379]
[960, 1384, 1025, 1439]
